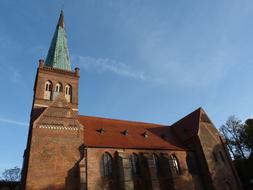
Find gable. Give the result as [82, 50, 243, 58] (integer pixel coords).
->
[33, 95, 82, 132]
[171, 108, 201, 142]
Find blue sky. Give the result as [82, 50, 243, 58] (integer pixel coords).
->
[0, 0, 253, 173]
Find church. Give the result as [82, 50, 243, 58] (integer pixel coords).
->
[21, 11, 242, 190]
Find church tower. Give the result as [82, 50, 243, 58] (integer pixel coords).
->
[22, 11, 84, 190]
[32, 10, 79, 113]
[20, 9, 243, 190]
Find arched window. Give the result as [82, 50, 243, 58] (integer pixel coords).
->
[53, 83, 63, 100]
[44, 81, 52, 100]
[100, 153, 113, 179]
[45, 81, 52, 91]
[130, 153, 140, 177]
[55, 83, 63, 93]
[153, 154, 160, 175]
[65, 84, 72, 103]
[169, 155, 181, 175]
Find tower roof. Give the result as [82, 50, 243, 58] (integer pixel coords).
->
[45, 10, 71, 71]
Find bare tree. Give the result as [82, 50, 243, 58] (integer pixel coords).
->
[219, 116, 248, 159]
[0, 166, 21, 181]
[244, 119, 253, 157]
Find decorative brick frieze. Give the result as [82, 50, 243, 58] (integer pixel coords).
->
[40, 66, 78, 77]
[37, 124, 79, 131]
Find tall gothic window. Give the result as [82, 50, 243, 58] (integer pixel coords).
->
[44, 81, 52, 100]
[153, 154, 160, 175]
[100, 153, 113, 179]
[65, 84, 72, 103]
[169, 155, 181, 175]
[130, 153, 140, 177]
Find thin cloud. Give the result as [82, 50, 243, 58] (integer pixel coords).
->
[76, 55, 147, 81]
[0, 65, 24, 85]
[74, 54, 225, 87]
[11, 69, 23, 84]
[0, 118, 28, 127]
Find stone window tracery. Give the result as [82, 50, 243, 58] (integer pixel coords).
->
[169, 154, 181, 175]
[100, 152, 113, 179]
[153, 154, 160, 175]
[130, 153, 140, 177]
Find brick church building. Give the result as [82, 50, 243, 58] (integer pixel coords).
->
[21, 11, 243, 190]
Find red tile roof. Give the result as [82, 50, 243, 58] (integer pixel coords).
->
[78, 115, 185, 150]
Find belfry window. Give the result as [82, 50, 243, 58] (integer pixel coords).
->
[55, 83, 63, 93]
[65, 84, 72, 102]
[45, 82, 51, 91]
[44, 81, 52, 100]
[169, 155, 181, 175]
[100, 153, 113, 179]
[130, 153, 140, 177]
[53, 83, 63, 100]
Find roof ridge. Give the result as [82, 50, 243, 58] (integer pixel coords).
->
[78, 115, 167, 126]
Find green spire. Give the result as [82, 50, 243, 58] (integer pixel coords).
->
[45, 10, 71, 71]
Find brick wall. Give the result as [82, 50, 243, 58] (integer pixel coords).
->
[171, 109, 243, 190]
[85, 147, 201, 190]
[198, 118, 242, 190]
[24, 98, 83, 190]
